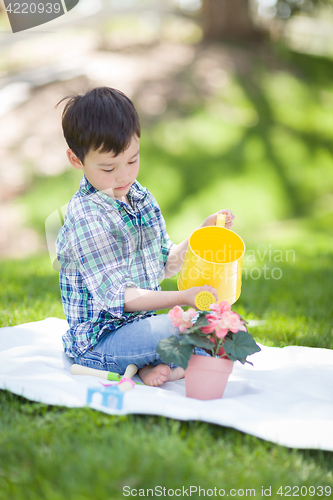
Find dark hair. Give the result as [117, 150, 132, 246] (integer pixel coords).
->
[57, 87, 141, 163]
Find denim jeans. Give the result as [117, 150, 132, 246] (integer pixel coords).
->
[74, 313, 209, 375]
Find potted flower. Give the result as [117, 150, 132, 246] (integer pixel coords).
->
[157, 301, 261, 400]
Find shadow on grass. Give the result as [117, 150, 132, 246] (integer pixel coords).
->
[238, 248, 333, 348]
[14, 43, 333, 249]
[135, 42, 333, 225]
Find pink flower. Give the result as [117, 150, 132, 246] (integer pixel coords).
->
[179, 308, 197, 332]
[168, 305, 184, 327]
[182, 308, 197, 323]
[201, 313, 229, 338]
[215, 310, 244, 334]
[213, 321, 229, 339]
[168, 306, 197, 332]
[200, 310, 244, 338]
[209, 301, 231, 315]
[227, 311, 244, 333]
[201, 313, 219, 334]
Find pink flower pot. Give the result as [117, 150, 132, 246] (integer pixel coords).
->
[185, 354, 233, 400]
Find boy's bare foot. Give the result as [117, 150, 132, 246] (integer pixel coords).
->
[138, 364, 185, 387]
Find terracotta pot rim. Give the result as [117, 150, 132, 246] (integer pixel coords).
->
[188, 353, 233, 363]
[186, 353, 233, 373]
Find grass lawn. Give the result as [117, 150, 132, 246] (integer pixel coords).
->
[0, 246, 332, 500]
[1, 41, 333, 499]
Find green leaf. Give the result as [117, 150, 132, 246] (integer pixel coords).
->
[223, 331, 261, 363]
[237, 358, 254, 366]
[180, 313, 210, 334]
[193, 312, 210, 327]
[156, 336, 194, 370]
[181, 332, 215, 353]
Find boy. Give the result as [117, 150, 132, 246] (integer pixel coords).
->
[56, 87, 234, 387]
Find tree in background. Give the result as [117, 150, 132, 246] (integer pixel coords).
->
[202, 0, 333, 41]
[202, 0, 261, 41]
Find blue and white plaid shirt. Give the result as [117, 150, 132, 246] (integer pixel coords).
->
[56, 176, 174, 358]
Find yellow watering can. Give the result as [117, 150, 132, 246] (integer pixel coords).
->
[178, 214, 245, 309]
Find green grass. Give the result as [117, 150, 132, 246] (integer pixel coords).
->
[2, 42, 333, 498]
[0, 255, 65, 327]
[1, 390, 332, 500]
[0, 244, 332, 499]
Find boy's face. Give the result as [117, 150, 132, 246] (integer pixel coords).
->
[67, 135, 140, 200]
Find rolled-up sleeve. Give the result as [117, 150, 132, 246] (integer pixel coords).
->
[69, 216, 138, 318]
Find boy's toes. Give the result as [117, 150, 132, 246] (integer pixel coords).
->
[139, 364, 170, 387]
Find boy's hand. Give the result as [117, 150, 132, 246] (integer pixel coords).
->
[200, 209, 235, 229]
[182, 284, 218, 308]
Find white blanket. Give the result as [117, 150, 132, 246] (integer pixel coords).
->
[0, 318, 332, 451]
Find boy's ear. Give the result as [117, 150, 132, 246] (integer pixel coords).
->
[66, 149, 83, 170]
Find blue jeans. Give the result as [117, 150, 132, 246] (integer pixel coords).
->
[74, 314, 208, 375]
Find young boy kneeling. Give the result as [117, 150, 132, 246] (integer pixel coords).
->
[56, 87, 234, 386]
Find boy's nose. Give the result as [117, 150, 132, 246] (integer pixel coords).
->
[116, 172, 127, 182]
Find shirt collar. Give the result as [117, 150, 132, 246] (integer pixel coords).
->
[79, 175, 96, 197]
[79, 175, 147, 210]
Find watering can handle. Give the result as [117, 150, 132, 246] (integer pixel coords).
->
[216, 213, 226, 228]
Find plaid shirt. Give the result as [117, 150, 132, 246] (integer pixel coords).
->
[56, 176, 174, 358]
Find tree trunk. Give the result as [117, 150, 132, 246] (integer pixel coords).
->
[202, 0, 262, 41]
